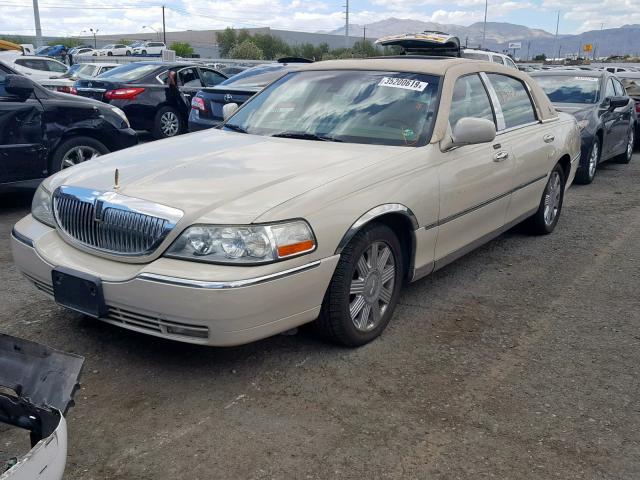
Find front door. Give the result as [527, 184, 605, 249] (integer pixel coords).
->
[0, 71, 47, 184]
[435, 73, 514, 262]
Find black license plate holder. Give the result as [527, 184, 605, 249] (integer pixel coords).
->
[52, 267, 107, 318]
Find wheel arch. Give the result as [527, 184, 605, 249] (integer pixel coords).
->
[48, 128, 111, 172]
[557, 153, 571, 183]
[335, 204, 418, 281]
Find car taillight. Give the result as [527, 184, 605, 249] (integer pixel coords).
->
[635, 100, 640, 114]
[55, 86, 73, 94]
[191, 96, 207, 112]
[104, 87, 145, 100]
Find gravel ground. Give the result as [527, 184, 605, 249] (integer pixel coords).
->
[1, 154, 639, 479]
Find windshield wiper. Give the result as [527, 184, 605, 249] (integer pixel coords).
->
[222, 124, 247, 134]
[271, 131, 342, 142]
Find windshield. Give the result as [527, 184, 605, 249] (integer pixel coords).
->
[102, 44, 115, 49]
[534, 75, 600, 104]
[97, 63, 159, 81]
[224, 70, 441, 147]
[221, 64, 287, 88]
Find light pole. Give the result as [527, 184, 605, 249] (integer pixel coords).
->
[553, 10, 560, 63]
[83, 28, 99, 48]
[143, 25, 160, 40]
[481, 0, 488, 49]
[32, 0, 42, 48]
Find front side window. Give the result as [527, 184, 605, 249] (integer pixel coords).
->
[605, 79, 616, 98]
[224, 70, 441, 147]
[491, 56, 505, 65]
[505, 57, 517, 69]
[449, 74, 494, 129]
[0, 67, 7, 97]
[200, 68, 226, 87]
[487, 74, 536, 129]
[463, 52, 491, 61]
[46, 60, 67, 73]
[534, 75, 600, 104]
[613, 78, 625, 96]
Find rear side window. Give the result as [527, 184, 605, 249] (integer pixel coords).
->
[487, 74, 537, 129]
[16, 58, 47, 71]
[505, 57, 517, 69]
[200, 68, 226, 87]
[178, 68, 201, 87]
[462, 51, 491, 61]
[449, 74, 495, 128]
[45, 60, 67, 73]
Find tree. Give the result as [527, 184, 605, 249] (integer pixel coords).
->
[251, 33, 291, 60]
[118, 39, 133, 46]
[229, 39, 263, 60]
[533, 53, 547, 61]
[170, 42, 194, 57]
[216, 27, 237, 57]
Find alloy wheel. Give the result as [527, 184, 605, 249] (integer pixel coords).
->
[160, 111, 180, 137]
[544, 170, 562, 226]
[349, 241, 396, 332]
[61, 145, 101, 169]
[627, 130, 635, 162]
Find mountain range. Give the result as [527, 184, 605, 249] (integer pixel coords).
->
[329, 18, 640, 58]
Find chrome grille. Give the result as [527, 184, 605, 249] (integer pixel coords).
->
[52, 186, 182, 256]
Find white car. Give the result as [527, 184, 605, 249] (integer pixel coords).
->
[132, 41, 166, 55]
[462, 48, 518, 69]
[70, 47, 95, 57]
[62, 62, 120, 79]
[0, 53, 68, 80]
[94, 44, 132, 56]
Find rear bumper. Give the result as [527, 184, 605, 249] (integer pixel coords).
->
[188, 110, 221, 132]
[11, 216, 339, 347]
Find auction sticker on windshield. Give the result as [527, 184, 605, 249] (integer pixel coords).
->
[378, 77, 429, 91]
[574, 77, 599, 82]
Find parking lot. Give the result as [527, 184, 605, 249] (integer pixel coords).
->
[0, 152, 637, 479]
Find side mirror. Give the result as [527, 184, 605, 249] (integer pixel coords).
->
[444, 117, 496, 149]
[608, 96, 628, 111]
[222, 102, 239, 121]
[5, 74, 35, 99]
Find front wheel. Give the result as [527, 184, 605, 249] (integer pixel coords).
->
[107, 51, 113, 56]
[313, 223, 404, 347]
[141, 49, 147, 55]
[575, 137, 599, 184]
[49, 136, 109, 173]
[615, 127, 634, 164]
[525, 163, 565, 235]
[125, 50, 131, 56]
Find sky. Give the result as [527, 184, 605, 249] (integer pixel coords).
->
[1, 0, 639, 39]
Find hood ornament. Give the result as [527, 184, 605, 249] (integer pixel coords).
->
[114, 168, 120, 191]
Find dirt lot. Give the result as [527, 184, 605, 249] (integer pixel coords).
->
[1, 154, 639, 479]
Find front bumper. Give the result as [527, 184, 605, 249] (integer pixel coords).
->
[11, 216, 339, 346]
[106, 127, 138, 152]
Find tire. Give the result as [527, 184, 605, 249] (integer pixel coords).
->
[615, 127, 634, 164]
[141, 50, 147, 55]
[49, 136, 109, 173]
[152, 106, 183, 139]
[125, 50, 131, 56]
[525, 163, 566, 235]
[107, 51, 113, 56]
[574, 137, 599, 185]
[313, 223, 404, 347]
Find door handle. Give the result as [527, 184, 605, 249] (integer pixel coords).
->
[543, 134, 555, 143]
[493, 151, 509, 162]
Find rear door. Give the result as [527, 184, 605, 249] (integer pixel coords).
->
[177, 67, 203, 102]
[613, 77, 633, 148]
[602, 77, 622, 157]
[435, 73, 513, 261]
[0, 70, 48, 184]
[484, 73, 552, 223]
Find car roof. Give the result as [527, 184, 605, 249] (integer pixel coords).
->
[299, 57, 474, 76]
[529, 69, 605, 78]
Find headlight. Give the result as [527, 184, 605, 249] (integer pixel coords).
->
[110, 106, 130, 128]
[577, 119, 589, 131]
[165, 220, 316, 264]
[31, 185, 56, 227]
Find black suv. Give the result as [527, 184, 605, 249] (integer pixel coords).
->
[0, 61, 137, 188]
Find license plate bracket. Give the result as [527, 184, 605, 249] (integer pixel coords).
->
[52, 267, 107, 318]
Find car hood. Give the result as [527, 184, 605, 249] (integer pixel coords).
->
[551, 102, 595, 121]
[44, 129, 407, 224]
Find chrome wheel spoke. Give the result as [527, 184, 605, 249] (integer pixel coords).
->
[350, 278, 365, 295]
[357, 256, 370, 276]
[368, 244, 378, 270]
[350, 295, 366, 320]
[381, 265, 394, 284]
[359, 304, 372, 329]
[379, 286, 392, 304]
[377, 246, 390, 270]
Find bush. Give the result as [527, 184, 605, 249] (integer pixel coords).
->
[170, 42, 194, 57]
[229, 39, 263, 60]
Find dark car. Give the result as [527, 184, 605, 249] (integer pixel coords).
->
[0, 61, 137, 188]
[74, 62, 228, 139]
[531, 70, 636, 184]
[188, 61, 309, 132]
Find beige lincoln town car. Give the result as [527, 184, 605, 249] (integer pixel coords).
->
[12, 58, 580, 347]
